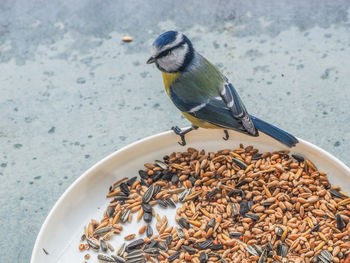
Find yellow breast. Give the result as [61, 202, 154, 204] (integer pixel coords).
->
[161, 72, 180, 96]
[161, 72, 223, 129]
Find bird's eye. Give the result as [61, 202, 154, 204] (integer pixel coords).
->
[158, 49, 171, 58]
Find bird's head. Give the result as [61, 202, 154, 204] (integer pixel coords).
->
[147, 31, 194, 73]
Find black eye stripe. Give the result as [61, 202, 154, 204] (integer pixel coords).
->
[156, 40, 186, 59]
[157, 49, 171, 58]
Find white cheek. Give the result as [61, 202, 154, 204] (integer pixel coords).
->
[157, 45, 188, 72]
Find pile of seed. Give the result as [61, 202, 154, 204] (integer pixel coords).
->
[79, 145, 350, 263]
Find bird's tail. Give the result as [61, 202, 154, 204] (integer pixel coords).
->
[250, 115, 298, 147]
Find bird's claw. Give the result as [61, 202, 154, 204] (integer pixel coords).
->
[223, 130, 229, 141]
[178, 136, 186, 146]
[171, 126, 187, 146]
[171, 126, 182, 135]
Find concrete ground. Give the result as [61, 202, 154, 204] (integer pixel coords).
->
[0, 0, 350, 261]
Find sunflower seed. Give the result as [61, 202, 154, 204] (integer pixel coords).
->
[158, 241, 168, 251]
[258, 248, 267, 263]
[107, 206, 115, 217]
[155, 160, 168, 170]
[127, 176, 137, 186]
[117, 243, 126, 256]
[188, 175, 196, 185]
[277, 243, 289, 257]
[336, 214, 345, 230]
[240, 200, 249, 216]
[144, 240, 158, 249]
[143, 212, 152, 223]
[311, 223, 320, 232]
[245, 213, 260, 221]
[246, 245, 259, 256]
[165, 235, 173, 246]
[171, 174, 179, 185]
[252, 153, 262, 160]
[114, 195, 129, 201]
[262, 202, 274, 207]
[125, 258, 145, 263]
[100, 239, 108, 252]
[93, 227, 112, 236]
[210, 243, 223, 250]
[138, 170, 148, 180]
[229, 232, 243, 238]
[152, 185, 161, 197]
[158, 199, 167, 208]
[178, 218, 190, 229]
[320, 250, 333, 262]
[126, 249, 143, 259]
[179, 188, 190, 202]
[162, 172, 172, 181]
[120, 183, 130, 195]
[164, 197, 176, 208]
[232, 158, 247, 169]
[142, 185, 154, 204]
[111, 255, 126, 263]
[146, 224, 153, 237]
[275, 227, 283, 237]
[141, 203, 151, 213]
[198, 239, 213, 250]
[143, 247, 159, 255]
[121, 209, 130, 223]
[140, 178, 149, 186]
[182, 245, 196, 254]
[292, 154, 304, 162]
[152, 171, 163, 182]
[228, 189, 244, 197]
[266, 242, 273, 252]
[248, 200, 254, 210]
[125, 239, 144, 253]
[231, 203, 240, 217]
[318, 256, 330, 263]
[206, 188, 218, 199]
[236, 179, 248, 188]
[168, 251, 180, 262]
[207, 217, 216, 229]
[253, 245, 263, 255]
[330, 189, 345, 199]
[177, 228, 185, 239]
[98, 254, 117, 262]
[87, 238, 100, 250]
[200, 251, 208, 263]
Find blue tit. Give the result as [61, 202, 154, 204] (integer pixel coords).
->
[147, 31, 298, 147]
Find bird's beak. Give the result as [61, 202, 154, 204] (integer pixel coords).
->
[146, 56, 155, 64]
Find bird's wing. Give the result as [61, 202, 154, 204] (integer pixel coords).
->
[219, 77, 257, 135]
[170, 84, 250, 134]
[169, 55, 257, 135]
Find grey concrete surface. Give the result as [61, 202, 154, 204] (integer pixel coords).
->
[1, 0, 350, 261]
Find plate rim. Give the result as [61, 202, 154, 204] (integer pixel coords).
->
[30, 129, 350, 262]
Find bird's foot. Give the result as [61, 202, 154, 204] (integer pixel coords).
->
[223, 130, 229, 141]
[171, 126, 198, 146]
[171, 126, 186, 146]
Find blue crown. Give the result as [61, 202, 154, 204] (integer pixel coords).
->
[153, 31, 178, 48]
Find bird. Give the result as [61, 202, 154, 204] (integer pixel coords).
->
[146, 31, 298, 147]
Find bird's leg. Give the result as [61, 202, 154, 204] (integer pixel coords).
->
[171, 125, 198, 146]
[223, 130, 229, 141]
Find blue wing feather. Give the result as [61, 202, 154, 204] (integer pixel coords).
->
[170, 87, 249, 132]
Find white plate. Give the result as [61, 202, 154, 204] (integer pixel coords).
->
[31, 129, 350, 263]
